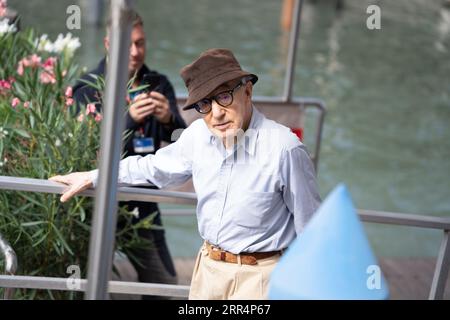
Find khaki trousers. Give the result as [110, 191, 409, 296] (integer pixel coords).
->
[188, 243, 280, 300]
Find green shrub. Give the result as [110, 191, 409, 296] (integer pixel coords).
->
[0, 20, 151, 299]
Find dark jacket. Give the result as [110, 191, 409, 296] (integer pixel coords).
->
[73, 58, 186, 224]
[72, 57, 186, 157]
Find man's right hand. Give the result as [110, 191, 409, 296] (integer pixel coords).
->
[49, 172, 94, 203]
[128, 92, 156, 123]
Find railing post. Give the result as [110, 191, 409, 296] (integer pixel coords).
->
[429, 230, 450, 300]
[302, 100, 326, 173]
[282, 0, 303, 103]
[0, 232, 17, 299]
[85, 0, 135, 300]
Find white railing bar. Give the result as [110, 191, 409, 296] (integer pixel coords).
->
[359, 209, 450, 230]
[1, 176, 449, 229]
[0, 176, 197, 205]
[0, 275, 189, 298]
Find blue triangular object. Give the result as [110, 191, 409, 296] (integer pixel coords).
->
[269, 183, 389, 299]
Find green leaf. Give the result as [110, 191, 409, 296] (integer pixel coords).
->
[21, 221, 47, 227]
[51, 223, 74, 255]
[14, 128, 30, 139]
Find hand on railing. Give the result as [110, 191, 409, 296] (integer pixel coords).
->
[49, 172, 94, 203]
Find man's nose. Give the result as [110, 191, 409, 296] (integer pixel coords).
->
[211, 100, 225, 119]
[130, 44, 139, 57]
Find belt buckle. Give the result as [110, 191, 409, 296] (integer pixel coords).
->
[208, 243, 226, 261]
[211, 245, 227, 262]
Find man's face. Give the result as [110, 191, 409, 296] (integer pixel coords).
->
[104, 24, 146, 75]
[203, 79, 253, 140]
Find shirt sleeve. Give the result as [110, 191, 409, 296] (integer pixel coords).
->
[280, 144, 322, 234]
[90, 127, 193, 189]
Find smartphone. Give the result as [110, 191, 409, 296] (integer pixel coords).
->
[142, 74, 161, 93]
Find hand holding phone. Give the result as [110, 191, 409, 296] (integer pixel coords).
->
[142, 74, 161, 93]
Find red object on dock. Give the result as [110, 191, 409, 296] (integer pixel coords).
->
[291, 127, 303, 141]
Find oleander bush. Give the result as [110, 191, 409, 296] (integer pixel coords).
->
[0, 17, 151, 299]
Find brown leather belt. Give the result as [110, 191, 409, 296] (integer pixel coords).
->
[205, 242, 283, 265]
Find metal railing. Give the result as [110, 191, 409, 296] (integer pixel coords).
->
[0, 176, 449, 299]
[0, 232, 17, 299]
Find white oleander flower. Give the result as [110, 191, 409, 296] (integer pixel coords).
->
[0, 18, 17, 35]
[35, 32, 81, 56]
[131, 207, 140, 219]
[53, 33, 81, 56]
[0, 127, 8, 139]
[35, 34, 54, 52]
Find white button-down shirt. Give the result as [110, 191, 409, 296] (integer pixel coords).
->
[91, 106, 321, 254]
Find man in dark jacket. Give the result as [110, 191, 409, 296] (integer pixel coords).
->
[72, 12, 185, 298]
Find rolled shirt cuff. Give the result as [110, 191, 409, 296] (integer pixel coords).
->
[89, 169, 99, 188]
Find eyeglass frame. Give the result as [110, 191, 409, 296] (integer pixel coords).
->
[192, 78, 248, 114]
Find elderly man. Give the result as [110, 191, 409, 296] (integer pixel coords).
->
[50, 48, 321, 300]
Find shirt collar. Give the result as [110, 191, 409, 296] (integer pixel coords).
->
[204, 105, 263, 156]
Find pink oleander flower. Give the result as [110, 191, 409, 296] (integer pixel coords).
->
[0, 79, 11, 90]
[11, 97, 20, 108]
[94, 113, 103, 122]
[65, 98, 74, 106]
[23, 101, 30, 108]
[0, 0, 7, 17]
[30, 54, 42, 67]
[65, 86, 73, 98]
[17, 54, 42, 75]
[17, 62, 24, 75]
[22, 54, 41, 68]
[85, 103, 96, 115]
[77, 114, 84, 122]
[40, 70, 56, 84]
[0, 79, 11, 96]
[42, 56, 57, 70]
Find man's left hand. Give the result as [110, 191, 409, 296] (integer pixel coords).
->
[149, 91, 172, 124]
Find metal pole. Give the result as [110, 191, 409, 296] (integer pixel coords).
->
[0, 232, 17, 299]
[85, 0, 135, 300]
[429, 230, 450, 300]
[282, 0, 303, 103]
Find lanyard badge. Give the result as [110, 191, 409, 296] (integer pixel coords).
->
[133, 128, 155, 154]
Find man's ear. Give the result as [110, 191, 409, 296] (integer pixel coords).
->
[103, 37, 110, 51]
[245, 82, 253, 102]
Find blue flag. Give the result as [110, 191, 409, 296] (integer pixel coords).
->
[269, 184, 389, 299]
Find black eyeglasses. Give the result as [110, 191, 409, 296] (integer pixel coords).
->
[193, 81, 244, 114]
